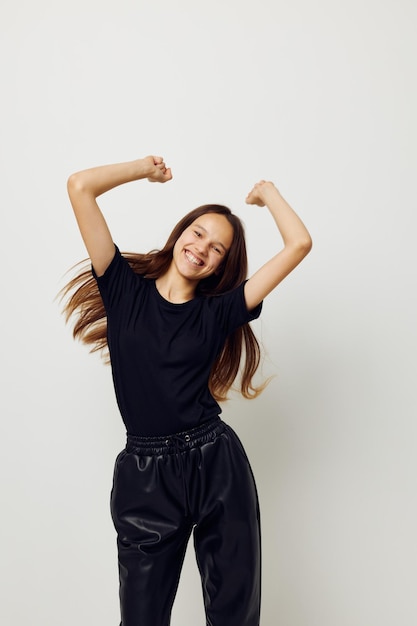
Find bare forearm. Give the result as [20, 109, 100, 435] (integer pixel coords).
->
[67, 158, 153, 198]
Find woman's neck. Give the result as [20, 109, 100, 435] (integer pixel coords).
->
[155, 268, 198, 304]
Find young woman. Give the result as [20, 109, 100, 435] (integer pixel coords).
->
[62, 155, 312, 626]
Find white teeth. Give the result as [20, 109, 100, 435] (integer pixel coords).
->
[185, 250, 203, 266]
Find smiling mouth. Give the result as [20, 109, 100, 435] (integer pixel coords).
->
[185, 250, 204, 266]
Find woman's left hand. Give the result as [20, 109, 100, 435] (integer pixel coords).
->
[245, 180, 280, 207]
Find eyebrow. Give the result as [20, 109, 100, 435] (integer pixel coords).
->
[194, 223, 228, 253]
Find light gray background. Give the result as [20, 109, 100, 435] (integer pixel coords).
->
[1, 1, 416, 624]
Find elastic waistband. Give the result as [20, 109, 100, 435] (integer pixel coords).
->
[126, 417, 225, 455]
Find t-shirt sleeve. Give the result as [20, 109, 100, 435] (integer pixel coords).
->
[209, 281, 263, 335]
[91, 244, 140, 312]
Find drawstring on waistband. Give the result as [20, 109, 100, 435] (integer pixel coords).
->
[164, 433, 192, 517]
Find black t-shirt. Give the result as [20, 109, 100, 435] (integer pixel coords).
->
[93, 245, 262, 436]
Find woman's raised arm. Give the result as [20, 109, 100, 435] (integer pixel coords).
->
[244, 181, 312, 311]
[67, 156, 172, 276]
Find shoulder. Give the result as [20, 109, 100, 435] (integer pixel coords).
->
[92, 244, 122, 277]
[92, 245, 143, 282]
[205, 282, 263, 329]
[91, 244, 145, 307]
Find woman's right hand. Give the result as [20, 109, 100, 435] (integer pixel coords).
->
[145, 155, 173, 183]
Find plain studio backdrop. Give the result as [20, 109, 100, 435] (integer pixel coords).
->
[1, 0, 416, 624]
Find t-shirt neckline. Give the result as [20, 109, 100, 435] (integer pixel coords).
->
[152, 280, 199, 308]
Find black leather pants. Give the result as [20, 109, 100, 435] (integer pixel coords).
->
[111, 418, 261, 626]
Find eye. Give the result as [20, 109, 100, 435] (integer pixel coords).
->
[213, 245, 222, 254]
[194, 230, 202, 237]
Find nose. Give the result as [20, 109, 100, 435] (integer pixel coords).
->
[195, 241, 209, 257]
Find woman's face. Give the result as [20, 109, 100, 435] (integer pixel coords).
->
[172, 213, 234, 282]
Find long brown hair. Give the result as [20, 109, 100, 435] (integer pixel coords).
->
[61, 204, 265, 401]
